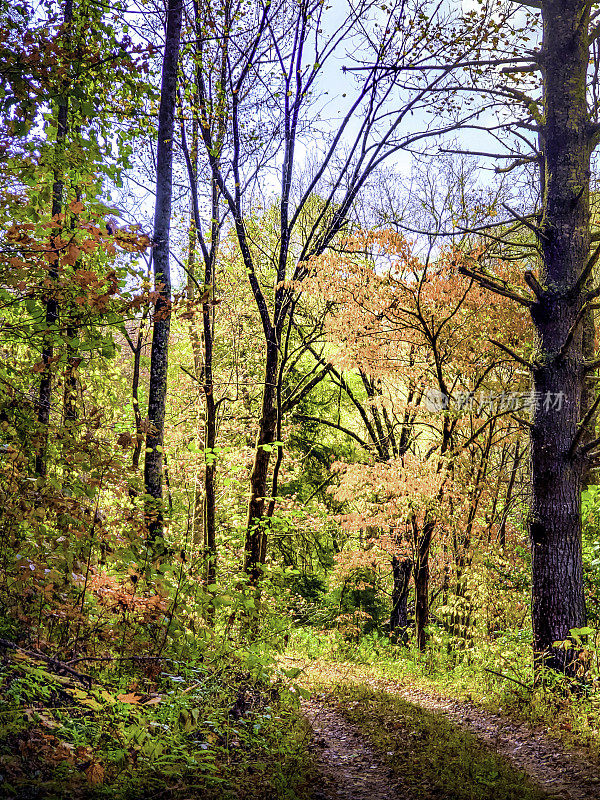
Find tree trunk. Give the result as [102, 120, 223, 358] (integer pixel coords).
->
[390, 556, 412, 641]
[530, 0, 589, 672]
[130, 311, 148, 473]
[497, 439, 522, 548]
[144, 0, 182, 545]
[63, 327, 78, 429]
[36, 0, 73, 477]
[203, 367, 217, 586]
[244, 339, 278, 580]
[414, 554, 430, 652]
[413, 519, 435, 651]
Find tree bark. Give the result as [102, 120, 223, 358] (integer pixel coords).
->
[180, 66, 220, 584]
[413, 518, 435, 651]
[130, 311, 148, 473]
[36, 0, 73, 477]
[144, 0, 182, 545]
[390, 556, 412, 640]
[244, 339, 278, 580]
[529, 0, 589, 672]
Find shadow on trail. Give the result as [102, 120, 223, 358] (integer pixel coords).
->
[308, 683, 552, 800]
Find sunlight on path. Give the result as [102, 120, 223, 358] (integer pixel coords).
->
[383, 684, 600, 800]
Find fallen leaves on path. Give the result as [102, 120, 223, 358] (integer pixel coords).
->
[302, 699, 409, 800]
[290, 657, 600, 800]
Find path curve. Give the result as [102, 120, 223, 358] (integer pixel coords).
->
[302, 699, 408, 800]
[370, 679, 600, 800]
[290, 658, 600, 800]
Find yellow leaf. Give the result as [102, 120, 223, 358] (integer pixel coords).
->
[117, 692, 142, 705]
[67, 688, 103, 710]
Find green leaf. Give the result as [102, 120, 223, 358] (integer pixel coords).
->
[570, 626, 595, 637]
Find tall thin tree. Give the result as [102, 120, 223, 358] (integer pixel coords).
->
[144, 0, 183, 545]
[194, 0, 495, 582]
[36, 0, 73, 476]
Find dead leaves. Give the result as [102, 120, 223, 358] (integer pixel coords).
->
[85, 761, 105, 786]
[117, 692, 143, 705]
[69, 199, 84, 215]
[117, 431, 135, 449]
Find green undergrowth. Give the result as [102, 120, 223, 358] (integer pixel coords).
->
[326, 682, 548, 800]
[288, 625, 600, 758]
[0, 649, 315, 799]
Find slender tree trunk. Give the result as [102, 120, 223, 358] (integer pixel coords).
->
[497, 439, 523, 548]
[144, 0, 182, 545]
[128, 309, 149, 474]
[413, 518, 434, 651]
[63, 327, 78, 427]
[390, 556, 412, 641]
[185, 193, 206, 557]
[486, 442, 509, 543]
[202, 249, 217, 585]
[530, 0, 589, 672]
[36, 0, 73, 477]
[414, 556, 430, 651]
[181, 41, 222, 583]
[184, 105, 205, 552]
[244, 339, 278, 580]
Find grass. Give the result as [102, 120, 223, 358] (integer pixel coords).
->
[287, 624, 600, 760]
[326, 682, 549, 800]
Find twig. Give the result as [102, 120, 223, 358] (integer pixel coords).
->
[584, 357, 600, 373]
[65, 654, 169, 666]
[575, 241, 600, 297]
[580, 434, 600, 457]
[459, 266, 534, 308]
[569, 392, 600, 457]
[523, 270, 544, 299]
[558, 303, 591, 361]
[484, 667, 532, 691]
[0, 638, 93, 687]
[510, 413, 534, 430]
[501, 203, 547, 241]
[489, 339, 534, 370]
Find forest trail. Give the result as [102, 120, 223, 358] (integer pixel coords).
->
[303, 700, 409, 800]
[290, 658, 600, 800]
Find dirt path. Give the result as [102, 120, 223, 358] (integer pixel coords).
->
[302, 699, 409, 800]
[292, 658, 600, 800]
[376, 682, 600, 800]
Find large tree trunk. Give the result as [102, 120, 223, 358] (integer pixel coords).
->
[144, 0, 182, 545]
[530, 0, 589, 672]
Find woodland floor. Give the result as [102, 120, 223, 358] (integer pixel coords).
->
[289, 658, 600, 800]
[303, 699, 410, 800]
